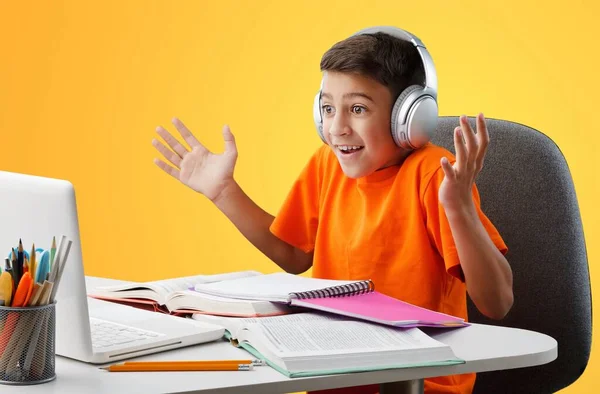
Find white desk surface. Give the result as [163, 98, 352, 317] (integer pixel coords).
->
[2, 276, 557, 394]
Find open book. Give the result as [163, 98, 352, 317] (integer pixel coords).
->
[89, 271, 293, 317]
[192, 312, 464, 377]
[193, 272, 467, 328]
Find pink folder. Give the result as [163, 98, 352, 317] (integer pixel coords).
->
[290, 291, 468, 328]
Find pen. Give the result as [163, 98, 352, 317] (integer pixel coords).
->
[123, 359, 266, 366]
[36, 251, 50, 284]
[50, 236, 56, 271]
[101, 363, 254, 372]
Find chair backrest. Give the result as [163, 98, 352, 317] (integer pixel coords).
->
[431, 116, 592, 393]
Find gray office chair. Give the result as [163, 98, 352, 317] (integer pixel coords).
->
[430, 116, 592, 393]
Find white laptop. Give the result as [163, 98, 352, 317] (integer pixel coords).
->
[0, 170, 225, 364]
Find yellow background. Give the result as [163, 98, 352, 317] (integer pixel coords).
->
[0, 1, 598, 392]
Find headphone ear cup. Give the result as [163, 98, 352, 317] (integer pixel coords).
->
[313, 91, 326, 143]
[391, 85, 423, 149]
[391, 85, 438, 149]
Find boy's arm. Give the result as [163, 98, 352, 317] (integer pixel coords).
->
[152, 118, 312, 275]
[444, 202, 513, 320]
[440, 114, 513, 320]
[213, 181, 313, 274]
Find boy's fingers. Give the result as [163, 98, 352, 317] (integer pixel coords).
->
[453, 126, 467, 172]
[171, 118, 205, 150]
[156, 126, 189, 158]
[152, 138, 181, 168]
[440, 157, 456, 181]
[222, 125, 238, 157]
[475, 113, 490, 172]
[153, 158, 181, 180]
[460, 115, 478, 166]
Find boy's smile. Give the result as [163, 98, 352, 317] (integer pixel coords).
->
[320, 71, 409, 179]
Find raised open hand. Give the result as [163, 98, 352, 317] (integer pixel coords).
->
[152, 118, 238, 201]
[439, 113, 490, 213]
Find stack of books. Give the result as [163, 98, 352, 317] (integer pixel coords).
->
[89, 271, 467, 377]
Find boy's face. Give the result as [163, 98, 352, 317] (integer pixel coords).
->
[320, 71, 407, 179]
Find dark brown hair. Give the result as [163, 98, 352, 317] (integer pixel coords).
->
[320, 32, 426, 102]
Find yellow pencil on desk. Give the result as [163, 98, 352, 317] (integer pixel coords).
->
[123, 359, 266, 366]
[101, 363, 254, 372]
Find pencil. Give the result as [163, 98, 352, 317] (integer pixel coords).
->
[101, 363, 253, 372]
[11, 248, 19, 289]
[123, 359, 265, 366]
[30, 243, 36, 282]
[17, 241, 24, 285]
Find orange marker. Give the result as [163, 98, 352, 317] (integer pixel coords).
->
[12, 272, 33, 307]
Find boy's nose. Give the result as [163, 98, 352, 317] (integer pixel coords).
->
[328, 116, 351, 137]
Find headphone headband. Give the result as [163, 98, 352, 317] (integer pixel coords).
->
[351, 26, 437, 96]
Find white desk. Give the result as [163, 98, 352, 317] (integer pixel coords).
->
[2, 276, 557, 394]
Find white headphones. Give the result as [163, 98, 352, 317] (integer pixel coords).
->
[313, 26, 439, 150]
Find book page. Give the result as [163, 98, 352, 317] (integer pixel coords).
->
[95, 271, 261, 293]
[201, 312, 447, 357]
[247, 313, 447, 357]
[91, 271, 263, 304]
[192, 311, 346, 336]
[194, 272, 360, 302]
[166, 290, 293, 315]
[146, 270, 263, 293]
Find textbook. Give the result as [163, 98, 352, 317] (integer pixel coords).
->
[193, 272, 467, 328]
[192, 312, 464, 377]
[89, 271, 293, 317]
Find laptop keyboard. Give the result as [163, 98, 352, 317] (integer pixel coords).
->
[90, 317, 165, 349]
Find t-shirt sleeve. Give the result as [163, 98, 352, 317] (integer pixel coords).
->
[422, 164, 509, 282]
[269, 147, 324, 253]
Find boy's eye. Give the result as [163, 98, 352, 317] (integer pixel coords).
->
[352, 106, 366, 114]
[322, 105, 333, 114]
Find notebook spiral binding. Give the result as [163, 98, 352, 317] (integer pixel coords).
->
[289, 280, 375, 300]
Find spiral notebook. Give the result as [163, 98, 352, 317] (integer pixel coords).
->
[193, 273, 467, 328]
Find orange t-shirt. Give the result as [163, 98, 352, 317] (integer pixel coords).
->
[270, 143, 508, 394]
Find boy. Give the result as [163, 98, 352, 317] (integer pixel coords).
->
[152, 26, 513, 394]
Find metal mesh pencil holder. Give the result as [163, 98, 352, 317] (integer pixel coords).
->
[0, 303, 56, 385]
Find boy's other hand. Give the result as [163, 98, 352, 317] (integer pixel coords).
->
[439, 113, 489, 214]
[152, 118, 238, 202]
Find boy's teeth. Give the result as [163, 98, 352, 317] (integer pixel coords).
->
[339, 145, 362, 151]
